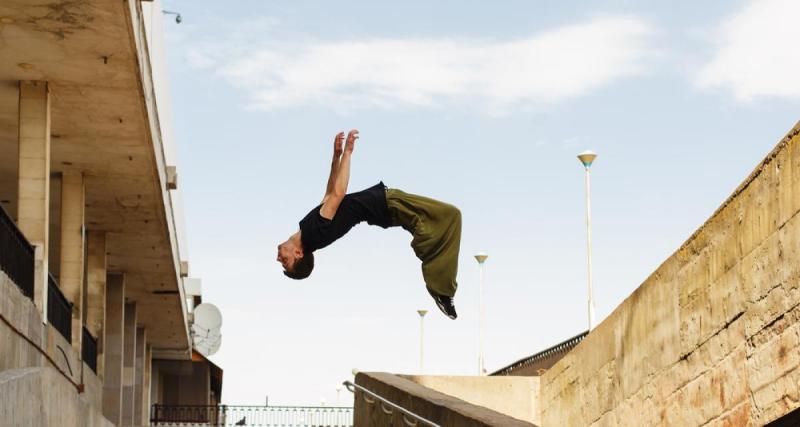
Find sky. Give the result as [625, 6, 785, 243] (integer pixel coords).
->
[158, 0, 800, 406]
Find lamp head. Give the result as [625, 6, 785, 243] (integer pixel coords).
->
[577, 151, 597, 168]
[417, 309, 428, 317]
[474, 252, 488, 264]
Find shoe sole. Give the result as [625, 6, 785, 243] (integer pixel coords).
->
[434, 299, 457, 320]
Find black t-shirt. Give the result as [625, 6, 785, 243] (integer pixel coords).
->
[299, 182, 392, 253]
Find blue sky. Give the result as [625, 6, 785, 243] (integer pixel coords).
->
[160, 0, 799, 405]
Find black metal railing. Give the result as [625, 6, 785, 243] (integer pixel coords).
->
[47, 274, 72, 343]
[82, 327, 98, 373]
[151, 405, 354, 426]
[0, 205, 35, 299]
[490, 330, 589, 376]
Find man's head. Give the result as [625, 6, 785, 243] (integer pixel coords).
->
[277, 236, 314, 280]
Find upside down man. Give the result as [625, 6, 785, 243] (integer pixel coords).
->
[277, 130, 462, 319]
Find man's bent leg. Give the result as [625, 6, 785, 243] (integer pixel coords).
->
[386, 189, 461, 297]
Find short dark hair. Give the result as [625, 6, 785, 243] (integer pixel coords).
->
[283, 252, 314, 280]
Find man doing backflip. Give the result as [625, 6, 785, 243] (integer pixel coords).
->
[277, 130, 461, 319]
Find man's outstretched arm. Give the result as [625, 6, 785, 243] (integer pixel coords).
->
[323, 131, 345, 201]
[320, 129, 358, 219]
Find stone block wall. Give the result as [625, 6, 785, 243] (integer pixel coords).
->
[0, 270, 110, 425]
[355, 372, 535, 426]
[403, 375, 540, 425]
[0, 367, 114, 427]
[541, 121, 800, 426]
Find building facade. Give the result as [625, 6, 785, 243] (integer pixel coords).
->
[0, 1, 221, 426]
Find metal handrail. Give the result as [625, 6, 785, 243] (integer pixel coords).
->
[150, 404, 354, 426]
[343, 381, 441, 427]
[491, 330, 588, 376]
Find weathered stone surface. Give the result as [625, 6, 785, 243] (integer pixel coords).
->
[0, 367, 114, 427]
[541, 121, 800, 426]
[355, 372, 535, 427]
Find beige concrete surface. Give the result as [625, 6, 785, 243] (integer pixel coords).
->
[59, 170, 84, 354]
[143, 344, 153, 426]
[540, 121, 800, 426]
[0, 270, 106, 416]
[355, 372, 536, 427]
[0, 0, 189, 351]
[123, 302, 138, 425]
[86, 230, 107, 378]
[0, 367, 114, 427]
[0, 270, 45, 373]
[44, 321, 80, 385]
[16, 80, 50, 315]
[404, 375, 540, 425]
[103, 273, 125, 425]
[134, 327, 147, 426]
[83, 363, 104, 413]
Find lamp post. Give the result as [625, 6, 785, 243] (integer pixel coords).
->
[577, 151, 597, 331]
[474, 253, 488, 375]
[417, 309, 428, 374]
[335, 385, 342, 405]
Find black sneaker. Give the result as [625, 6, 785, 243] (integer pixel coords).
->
[429, 290, 457, 319]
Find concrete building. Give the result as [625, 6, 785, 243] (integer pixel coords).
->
[352, 121, 800, 426]
[0, 1, 222, 426]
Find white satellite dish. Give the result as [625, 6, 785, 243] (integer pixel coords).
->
[208, 334, 221, 355]
[194, 303, 222, 329]
[195, 332, 221, 357]
[192, 303, 222, 356]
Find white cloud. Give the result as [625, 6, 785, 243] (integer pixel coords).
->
[697, 0, 800, 100]
[186, 16, 652, 112]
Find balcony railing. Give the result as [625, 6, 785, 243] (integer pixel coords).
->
[0, 204, 34, 299]
[151, 405, 354, 426]
[47, 274, 72, 343]
[82, 327, 98, 373]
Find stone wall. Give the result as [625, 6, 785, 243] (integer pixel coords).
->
[541, 121, 800, 426]
[0, 367, 115, 427]
[0, 270, 111, 425]
[403, 375, 540, 425]
[355, 372, 535, 426]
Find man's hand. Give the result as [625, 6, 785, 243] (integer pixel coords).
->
[345, 129, 359, 154]
[333, 131, 345, 157]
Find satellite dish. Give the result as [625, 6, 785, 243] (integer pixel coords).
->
[208, 334, 221, 355]
[195, 332, 221, 357]
[192, 303, 222, 356]
[194, 303, 222, 329]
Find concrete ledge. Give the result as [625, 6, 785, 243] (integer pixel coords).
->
[403, 375, 539, 425]
[355, 372, 536, 427]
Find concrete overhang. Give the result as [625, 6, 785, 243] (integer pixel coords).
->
[0, 1, 189, 351]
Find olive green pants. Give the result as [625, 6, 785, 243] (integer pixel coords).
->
[386, 189, 461, 297]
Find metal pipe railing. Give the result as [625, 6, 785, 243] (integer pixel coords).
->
[150, 404, 354, 426]
[0, 204, 35, 299]
[343, 381, 441, 427]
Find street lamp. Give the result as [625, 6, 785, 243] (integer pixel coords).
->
[417, 309, 428, 374]
[577, 151, 597, 331]
[335, 385, 342, 405]
[162, 10, 182, 24]
[474, 253, 488, 375]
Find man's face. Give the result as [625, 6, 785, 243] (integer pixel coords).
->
[277, 240, 301, 272]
